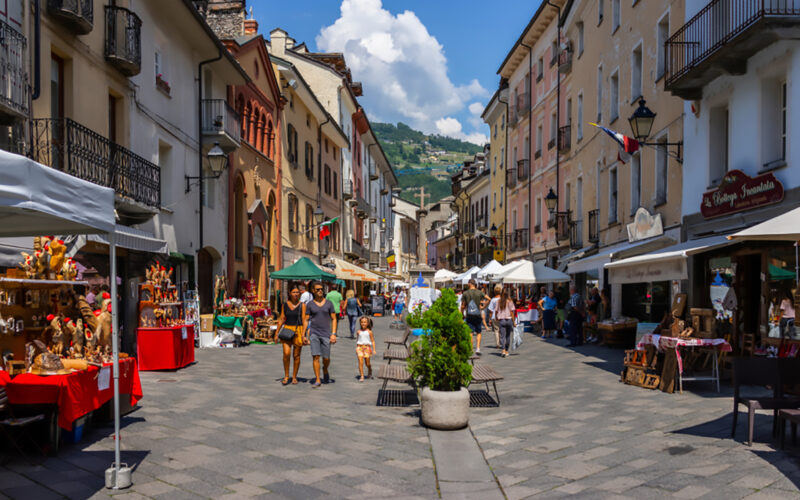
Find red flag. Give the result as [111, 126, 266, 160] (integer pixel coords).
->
[319, 225, 330, 240]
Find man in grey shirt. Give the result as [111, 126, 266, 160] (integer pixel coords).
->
[304, 281, 337, 388]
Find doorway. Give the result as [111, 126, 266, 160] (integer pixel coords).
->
[734, 253, 762, 344]
[198, 248, 213, 313]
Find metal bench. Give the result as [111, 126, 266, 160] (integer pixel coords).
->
[469, 364, 503, 406]
[376, 364, 418, 406]
[383, 346, 409, 364]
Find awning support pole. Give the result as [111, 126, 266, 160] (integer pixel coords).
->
[110, 231, 121, 487]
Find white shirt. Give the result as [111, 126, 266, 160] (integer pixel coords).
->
[300, 291, 313, 304]
[356, 329, 372, 345]
[488, 296, 499, 313]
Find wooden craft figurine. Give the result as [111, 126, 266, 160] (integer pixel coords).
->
[44, 313, 63, 345]
[65, 318, 85, 358]
[76, 295, 99, 333]
[44, 237, 68, 279]
[50, 317, 67, 356]
[25, 339, 66, 374]
[61, 258, 78, 281]
[94, 299, 113, 354]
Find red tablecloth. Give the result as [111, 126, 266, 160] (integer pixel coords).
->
[4, 357, 143, 430]
[137, 324, 195, 371]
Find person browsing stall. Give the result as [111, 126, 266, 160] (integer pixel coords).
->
[305, 282, 337, 388]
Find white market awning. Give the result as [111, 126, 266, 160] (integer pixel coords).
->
[605, 235, 738, 284]
[500, 260, 570, 285]
[728, 205, 800, 241]
[434, 268, 458, 282]
[487, 260, 524, 281]
[454, 266, 481, 285]
[567, 235, 676, 275]
[476, 259, 502, 281]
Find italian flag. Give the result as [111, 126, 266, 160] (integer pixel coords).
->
[319, 217, 339, 240]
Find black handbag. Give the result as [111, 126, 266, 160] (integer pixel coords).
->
[278, 326, 295, 342]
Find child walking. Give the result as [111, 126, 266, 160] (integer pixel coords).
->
[356, 316, 376, 382]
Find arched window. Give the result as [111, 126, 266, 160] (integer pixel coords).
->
[266, 120, 274, 158]
[287, 194, 298, 232]
[243, 101, 252, 144]
[305, 204, 314, 241]
[252, 223, 263, 250]
[258, 113, 266, 153]
[252, 107, 260, 147]
[234, 177, 245, 260]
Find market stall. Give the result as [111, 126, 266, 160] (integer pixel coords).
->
[498, 260, 570, 285]
[433, 268, 458, 284]
[0, 150, 132, 486]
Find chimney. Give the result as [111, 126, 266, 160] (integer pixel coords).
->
[269, 28, 289, 56]
[244, 18, 258, 35]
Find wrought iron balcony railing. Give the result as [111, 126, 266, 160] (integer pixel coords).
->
[555, 211, 571, 242]
[29, 118, 160, 208]
[517, 159, 529, 181]
[558, 43, 573, 74]
[513, 228, 529, 252]
[343, 178, 353, 200]
[558, 125, 571, 153]
[0, 20, 29, 121]
[570, 220, 583, 250]
[201, 99, 241, 150]
[48, 0, 93, 34]
[588, 209, 600, 243]
[516, 92, 531, 118]
[506, 167, 517, 189]
[104, 5, 141, 77]
[666, 0, 800, 98]
[356, 196, 369, 219]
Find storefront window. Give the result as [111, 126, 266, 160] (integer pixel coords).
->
[621, 281, 670, 323]
[767, 245, 798, 339]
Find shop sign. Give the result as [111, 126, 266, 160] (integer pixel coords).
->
[627, 208, 664, 243]
[493, 250, 505, 262]
[701, 170, 784, 219]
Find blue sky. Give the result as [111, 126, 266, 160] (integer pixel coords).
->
[254, 0, 542, 144]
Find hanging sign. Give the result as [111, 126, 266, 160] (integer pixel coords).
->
[701, 170, 784, 219]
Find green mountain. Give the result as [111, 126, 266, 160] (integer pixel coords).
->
[373, 122, 482, 205]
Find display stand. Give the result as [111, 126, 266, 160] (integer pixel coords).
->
[136, 325, 195, 370]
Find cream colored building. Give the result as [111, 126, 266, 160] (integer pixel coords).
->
[481, 83, 509, 262]
[562, 0, 685, 312]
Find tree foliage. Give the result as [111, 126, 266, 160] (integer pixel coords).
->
[407, 289, 473, 391]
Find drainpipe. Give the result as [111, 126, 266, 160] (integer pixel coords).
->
[520, 41, 533, 258]
[545, 1, 563, 246]
[32, 0, 41, 100]
[197, 50, 222, 261]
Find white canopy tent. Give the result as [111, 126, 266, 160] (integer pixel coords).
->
[454, 266, 481, 285]
[499, 260, 571, 285]
[433, 268, 458, 283]
[729, 206, 800, 288]
[476, 259, 502, 281]
[486, 260, 524, 281]
[0, 151, 128, 487]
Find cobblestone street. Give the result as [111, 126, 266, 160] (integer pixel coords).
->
[1, 316, 799, 499]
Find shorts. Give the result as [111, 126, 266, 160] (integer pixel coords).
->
[280, 325, 304, 348]
[394, 303, 405, 315]
[356, 344, 373, 358]
[466, 315, 482, 334]
[309, 334, 331, 359]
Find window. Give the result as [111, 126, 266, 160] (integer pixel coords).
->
[610, 71, 619, 122]
[609, 167, 618, 223]
[597, 66, 603, 122]
[513, 146, 518, 168]
[577, 93, 584, 140]
[596, 162, 602, 210]
[657, 14, 669, 79]
[500, 147, 505, 168]
[333, 172, 338, 199]
[630, 153, 641, 214]
[762, 78, 788, 166]
[631, 44, 643, 100]
[304, 142, 314, 179]
[655, 137, 668, 205]
[494, 124, 497, 138]
[493, 192, 496, 212]
[305, 204, 313, 240]
[536, 126, 542, 157]
[158, 142, 171, 206]
[287, 124, 298, 165]
[709, 106, 729, 185]
[598, 0, 604, 24]
[288, 194, 298, 231]
[565, 183, 572, 213]
[577, 22, 584, 55]
[500, 186, 504, 206]
[324, 165, 331, 195]
[537, 57, 544, 81]
[576, 177, 583, 219]
[535, 197, 541, 231]
[612, 0, 620, 32]
[550, 40, 558, 66]
[549, 112, 557, 149]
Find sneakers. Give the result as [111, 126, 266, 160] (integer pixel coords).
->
[475, 349, 482, 355]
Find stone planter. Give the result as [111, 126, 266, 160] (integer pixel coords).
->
[420, 386, 469, 430]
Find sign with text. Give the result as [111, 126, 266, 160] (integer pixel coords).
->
[701, 170, 784, 219]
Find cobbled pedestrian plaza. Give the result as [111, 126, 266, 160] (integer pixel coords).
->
[1, 316, 799, 499]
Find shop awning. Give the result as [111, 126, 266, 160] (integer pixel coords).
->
[567, 235, 676, 275]
[332, 257, 380, 283]
[728, 205, 800, 241]
[558, 244, 596, 272]
[271, 257, 337, 281]
[605, 235, 737, 284]
[66, 225, 169, 256]
[476, 260, 503, 281]
[454, 266, 481, 285]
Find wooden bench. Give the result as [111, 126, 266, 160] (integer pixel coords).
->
[385, 328, 410, 346]
[383, 346, 409, 364]
[779, 409, 800, 449]
[377, 364, 414, 391]
[469, 364, 503, 405]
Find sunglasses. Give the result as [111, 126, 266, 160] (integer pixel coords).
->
[314, 288, 324, 292]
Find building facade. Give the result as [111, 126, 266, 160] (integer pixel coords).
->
[482, 83, 509, 262]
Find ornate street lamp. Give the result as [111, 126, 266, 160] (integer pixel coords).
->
[544, 188, 558, 214]
[313, 205, 325, 225]
[628, 98, 683, 162]
[185, 142, 228, 192]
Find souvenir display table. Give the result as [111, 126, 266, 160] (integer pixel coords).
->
[598, 318, 638, 347]
[2, 357, 142, 430]
[136, 325, 195, 370]
[637, 333, 732, 393]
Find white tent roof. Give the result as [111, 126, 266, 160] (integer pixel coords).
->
[500, 260, 570, 284]
[454, 266, 481, 285]
[729, 206, 800, 241]
[487, 260, 524, 281]
[476, 259, 502, 280]
[0, 150, 115, 235]
[434, 268, 458, 282]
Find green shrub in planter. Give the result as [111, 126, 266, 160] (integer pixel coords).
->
[407, 289, 472, 391]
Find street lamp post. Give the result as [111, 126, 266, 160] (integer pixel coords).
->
[544, 187, 558, 214]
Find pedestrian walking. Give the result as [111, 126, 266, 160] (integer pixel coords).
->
[304, 281, 338, 388]
[539, 289, 558, 338]
[393, 286, 407, 318]
[299, 284, 313, 304]
[555, 285, 567, 338]
[345, 290, 362, 338]
[493, 289, 516, 358]
[486, 285, 502, 348]
[275, 284, 307, 385]
[355, 316, 376, 381]
[461, 279, 487, 354]
[326, 285, 344, 322]
[566, 285, 586, 347]
[586, 287, 601, 343]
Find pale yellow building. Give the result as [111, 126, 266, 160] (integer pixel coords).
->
[481, 82, 509, 262]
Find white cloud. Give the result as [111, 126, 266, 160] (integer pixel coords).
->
[468, 102, 484, 116]
[317, 0, 488, 141]
[435, 117, 488, 146]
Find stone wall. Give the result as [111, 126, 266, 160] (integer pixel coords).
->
[206, 8, 244, 40]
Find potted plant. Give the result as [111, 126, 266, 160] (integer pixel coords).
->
[407, 289, 473, 429]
